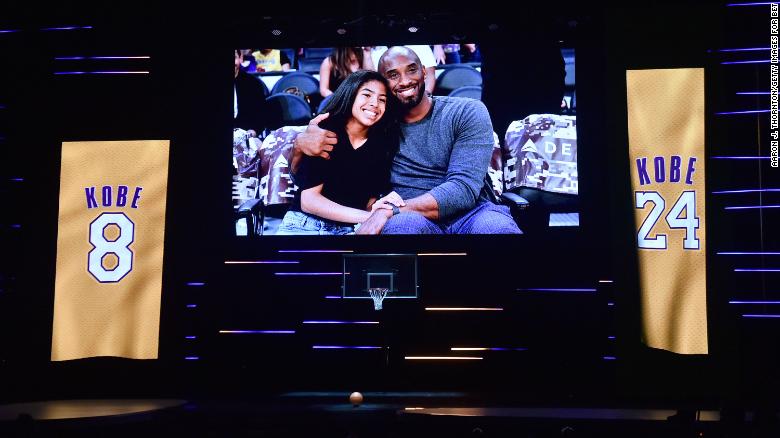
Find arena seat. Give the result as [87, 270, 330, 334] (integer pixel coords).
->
[265, 93, 313, 130]
[434, 65, 482, 96]
[271, 71, 322, 113]
[317, 94, 334, 114]
[297, 48, 331, 74]
[271, 72, 319, 96]
[448, 85, 482, 100]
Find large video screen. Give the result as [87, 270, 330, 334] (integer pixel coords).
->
[232, 44, 577, 236]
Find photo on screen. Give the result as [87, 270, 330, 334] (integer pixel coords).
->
[232, 45, 577, 236]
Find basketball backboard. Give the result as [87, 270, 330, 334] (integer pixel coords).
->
[342, 254, 418, 300]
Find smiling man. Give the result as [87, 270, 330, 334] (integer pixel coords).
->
[294, 46, 521, 235]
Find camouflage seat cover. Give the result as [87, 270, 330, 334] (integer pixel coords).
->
[503, 114, 578, 195]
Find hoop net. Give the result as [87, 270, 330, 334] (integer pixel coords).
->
[368, 288, 390, 310]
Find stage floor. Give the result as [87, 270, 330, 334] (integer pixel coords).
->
[0, 394, 776, 437]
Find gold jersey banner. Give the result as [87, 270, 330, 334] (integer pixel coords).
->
[626, 68, 707, 354]
[52, 140, 170, 361]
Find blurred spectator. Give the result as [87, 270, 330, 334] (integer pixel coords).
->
[234, 50, 269, 137]
[441, 44, 462, 64]
[461, 44, 482, 63]
[370, 45, 437, 95]
[319, 47, 373, 97]
[252, 49, 291, 72]
[238, 49, 259, 73]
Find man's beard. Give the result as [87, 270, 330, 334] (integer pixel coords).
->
[395, 82, 425, 110]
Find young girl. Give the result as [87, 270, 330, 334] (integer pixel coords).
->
[277, 70, 399, 235]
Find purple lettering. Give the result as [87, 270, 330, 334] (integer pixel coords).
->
[101, 186, 112, 207]
[670, 155, 681, 183]
[685, 157, 697, 185]
[636, 158, 651, 185]
[131, 187, 142, 209]
[117, 185, 128, 207]
[654, 156, 665, 183]
[85, 187, 98, 209]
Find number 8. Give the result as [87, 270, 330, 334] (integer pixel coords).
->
[88, 212, 134, 283]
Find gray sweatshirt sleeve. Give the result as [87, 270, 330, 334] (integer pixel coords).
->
[428, 100, 494, 219]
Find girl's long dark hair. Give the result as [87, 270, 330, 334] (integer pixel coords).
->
[318, 70, 399, 146]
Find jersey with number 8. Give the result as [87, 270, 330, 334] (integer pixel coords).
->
[88, 212, 135, 283]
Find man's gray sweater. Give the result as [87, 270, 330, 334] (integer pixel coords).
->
[391, 96, 495, 219]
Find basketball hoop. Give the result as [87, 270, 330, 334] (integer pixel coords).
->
[368, 288, 390, 310]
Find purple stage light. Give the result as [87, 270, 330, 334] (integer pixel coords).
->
[725, 205, 780, 210]
[713, 188, 780, 194]
[721, 60, 770, 64]
[312, 346, 382, 349]
[274, 272, 342, 276]
[219, 330, 295, 334]
[734, 268, 780, 272]
[714, 110, 770, 115]
[718, 252, 780, 255]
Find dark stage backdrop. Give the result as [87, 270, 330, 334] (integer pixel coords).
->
[0, 2, 776, 408]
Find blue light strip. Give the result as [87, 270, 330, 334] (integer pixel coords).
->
[54, 71, 149, 75]
[324, 296, 342, 299]
[40, 26, 93, 31]
[714, 110, 770, 115]
[302, 321, 379, 324]
[734, 268, 780, 272]
[727, 2, 780, 6]
[721, 60, 770, 64]
[607, 302, 615, 306]
[718, 252, 780, 255]
[184, 356, 199, 360]
[730, 301, 780, 304]
[219, 330, 295, 334]
[0, 29, 21, 33]
[712, 156, 770, 159]
[225, 260, 300, 264]
[713, 188, 780, 194]
[736, 92, 770, 95]
[274, 272, 342, 276]
[185, 336, 197, 339]
[10, 225, 21, 229]
[725, 205, 780, 210]
[186, 304, 197, 308]
[742, 314, 780, 318]
[719, 47, 770, 52]
[518, 288, 597, 292]
[55, 56, 150, 60]
[8, 178, 22, 182]
[608, 336, 616, 340]
[312, 345, 383, 349]
[598, 280, 613, 283]
[278, 250, 353, 253]
[603, 356, 617, 360]
[186, 282, 205, 286]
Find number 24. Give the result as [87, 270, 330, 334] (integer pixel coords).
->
[635, 191, 700, 250]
